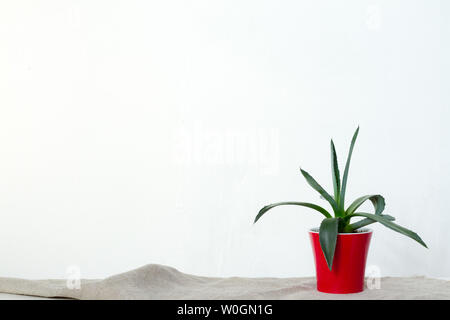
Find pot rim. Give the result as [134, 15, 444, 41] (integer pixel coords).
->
[309, 227, 372, 235]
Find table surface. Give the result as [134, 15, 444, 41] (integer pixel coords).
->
[0, 292, 52, 300]
[0, 267, 448, 300]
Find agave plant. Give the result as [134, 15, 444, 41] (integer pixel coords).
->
[254, 127, 427, 270]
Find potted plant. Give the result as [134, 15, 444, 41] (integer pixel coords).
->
[254, 127, 427, 294]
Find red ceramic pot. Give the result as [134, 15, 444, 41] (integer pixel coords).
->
[309, 228, 372, 294]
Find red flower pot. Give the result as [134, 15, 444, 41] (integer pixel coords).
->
[309, 228, 372, 294]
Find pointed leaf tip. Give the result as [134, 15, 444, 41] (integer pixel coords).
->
[319, 218, 339, 270]
[349, 212, 428, 249]
[254, 202, 332, 223]
[330, 139, 341, 210]
[339, 127, 360, 208]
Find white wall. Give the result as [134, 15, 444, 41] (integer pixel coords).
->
[0, 0, 448, 280]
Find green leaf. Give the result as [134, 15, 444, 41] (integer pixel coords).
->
[330, 140, 341, 206]
[346, 195, 387, 230]
[254, 202, 332, 223]
[319, 218, 340, 270]
[339, 127, 359, 209]
[370, 195, 386, 215]
[348, 212, 428, 248]
[346, 194, 385, 216]
[300, 168, 339, 216]
[349, 214, 395, 230]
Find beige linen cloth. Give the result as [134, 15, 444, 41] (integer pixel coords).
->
[0, 264, 449, 300]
